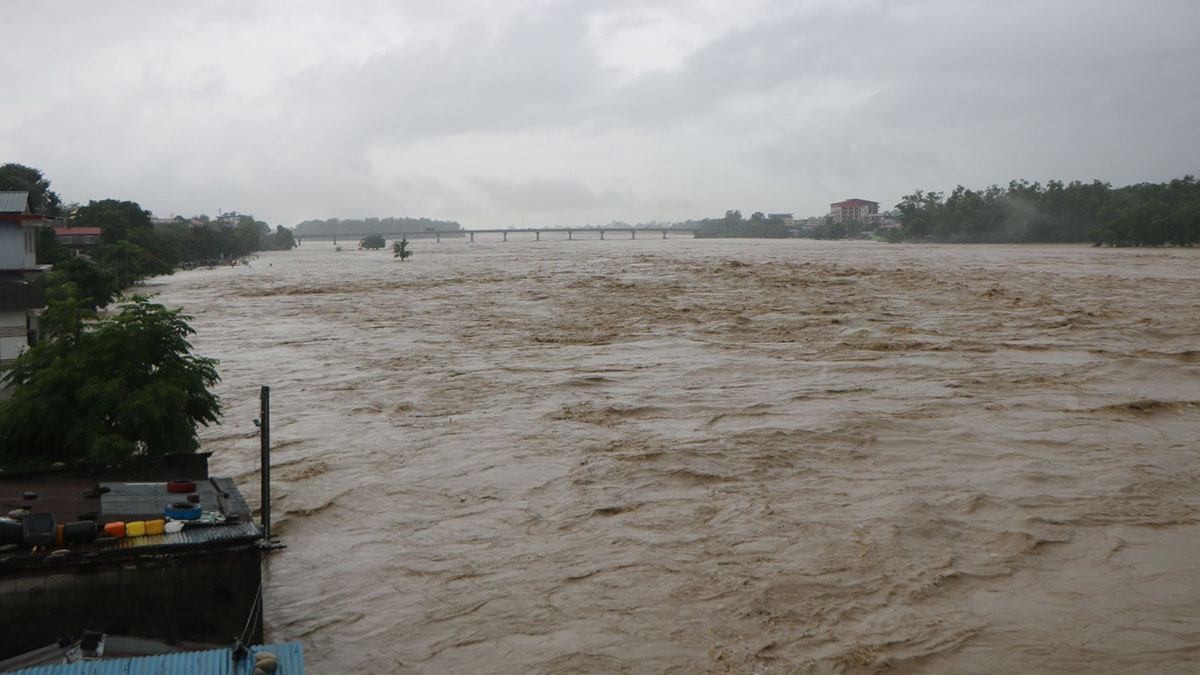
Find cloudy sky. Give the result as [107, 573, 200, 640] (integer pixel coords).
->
[4, 1, 1198, 228]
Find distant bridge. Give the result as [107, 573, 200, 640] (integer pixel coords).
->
[295, 228, 699, 244]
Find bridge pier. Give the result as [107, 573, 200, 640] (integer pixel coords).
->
[535, 231, 540, 241]
[503, 231, 508, 242]
[436, 231, 441, 243]
[600, 230, 605, 240]
[662, 230, 667, 239]
[568, 231, 572, 240]
[469, 232, 475, 242]
[631, 230, 636, 239]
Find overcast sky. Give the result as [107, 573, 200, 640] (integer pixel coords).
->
[4, 1, 1198, 228]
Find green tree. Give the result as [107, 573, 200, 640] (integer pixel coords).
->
[360, 233, 386, 250]
[35, 227, 71, 266]
[0, 297, 221, 466]
[232, 216, 268, 256]
[46, 257, 120, 312]
[101, 240, 170, 288]
[74, 199, 154, 245]
[0, 163, 62, 217]
[262, 225, 296, 250]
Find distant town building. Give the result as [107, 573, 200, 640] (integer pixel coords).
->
[767, 213, 795, 226]
[830, 198, 879, 223]
[217, 211, 250, 227]
[53, 226, 102, 256]
[0, 192, 49, 375]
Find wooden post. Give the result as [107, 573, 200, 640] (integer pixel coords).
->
[568, 231, 572, 240]
[470, 232, 475, 242]
[436, 231, 441, 243]
[600, 230, 605, 240]
[536, 231, 540, 241]
[260, 386, 271, 541]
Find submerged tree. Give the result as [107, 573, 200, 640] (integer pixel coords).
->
[360, 233, 386, 250]
[0, 297, 221, 466]
[393, 237, 412, 260]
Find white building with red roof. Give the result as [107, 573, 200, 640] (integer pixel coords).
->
[830, 198, 880, 223]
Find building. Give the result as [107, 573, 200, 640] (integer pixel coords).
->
[830, 198, 880, 224]
[767, 213, 795, 227]
[0, 192, 50, 372]
[53, 226, 102, 257]
[0, 454, 273, 660]
[217, 211, 250, 228]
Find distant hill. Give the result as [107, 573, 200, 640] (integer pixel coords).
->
[293, 217, 463, 236]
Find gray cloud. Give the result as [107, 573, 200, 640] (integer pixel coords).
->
[2, 1, 1197, 226]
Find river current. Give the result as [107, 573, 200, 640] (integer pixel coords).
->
[149, 238, 1200, 673]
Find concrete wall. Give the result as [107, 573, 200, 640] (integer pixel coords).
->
[0, 310, 27, 365]
[0, 547, 264, 659]
[0, 226, 35, 271]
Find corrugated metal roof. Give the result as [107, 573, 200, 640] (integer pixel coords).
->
[2, 642, 304, 675]
[0, 479, 262, 566]
[0, 191, 30, 214]
[100, 481, 222, 518]
[114, 521, 263, 550]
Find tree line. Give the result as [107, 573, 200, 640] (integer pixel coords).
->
[293, 216, 462, 236]
[891, 176, 1200, 245]
[691, 211, 790, 238]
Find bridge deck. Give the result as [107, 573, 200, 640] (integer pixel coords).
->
[296, 228, 698, 242]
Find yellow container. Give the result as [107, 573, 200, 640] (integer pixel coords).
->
[145, 519, 165, 535]
[125, 521, 146, 537]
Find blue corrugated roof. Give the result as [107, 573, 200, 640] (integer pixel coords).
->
[3, 642, 304, 675]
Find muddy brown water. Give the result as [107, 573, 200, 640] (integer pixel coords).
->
[149, 239, 1200, 673]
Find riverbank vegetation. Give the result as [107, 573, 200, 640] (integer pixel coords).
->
[3, 163, 295, 290]
[693, 211, 790, 238]
[890, 176, 1200, 246]
[0, 164, 246, 465]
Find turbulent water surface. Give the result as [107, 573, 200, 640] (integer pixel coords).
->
[149, 238, 1200, 673]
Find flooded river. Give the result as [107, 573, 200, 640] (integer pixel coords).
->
[150, 238, 1200, 673]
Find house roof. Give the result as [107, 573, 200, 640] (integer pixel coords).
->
[0, 191, 31, 214]
[831, 198, 879, 207]
[54, 227, 102, 236]
[0, 478, 261, 570]
[0, 641, 305, 675]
